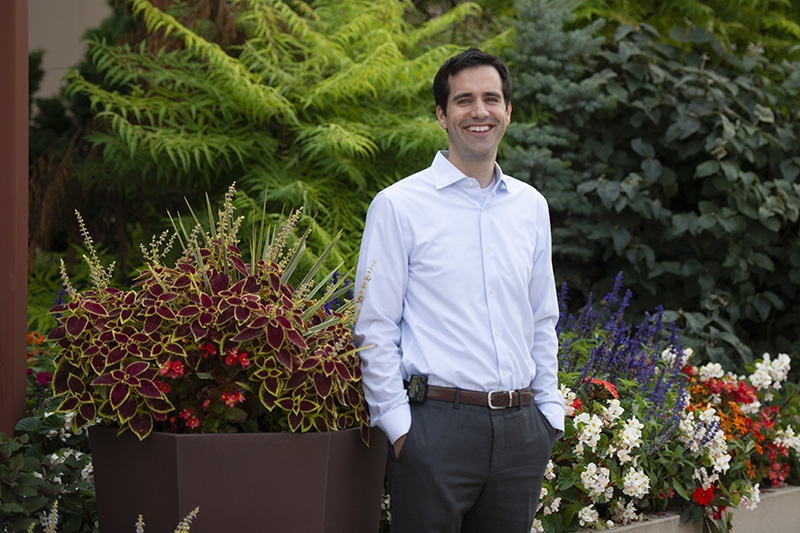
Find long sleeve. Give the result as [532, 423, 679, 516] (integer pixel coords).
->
[354, 193, 412, 444]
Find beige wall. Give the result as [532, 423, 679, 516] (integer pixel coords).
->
[28, 0, 112, 98]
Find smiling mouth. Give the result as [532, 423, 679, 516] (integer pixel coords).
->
[466, 125, 491, 132]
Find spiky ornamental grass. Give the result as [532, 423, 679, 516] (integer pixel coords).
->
[64, 0, 512, 263]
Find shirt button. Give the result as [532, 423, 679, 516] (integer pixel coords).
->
[489, 288, 495, 295]
[485, 248, 491, 254]
[494, 331, 500, 337]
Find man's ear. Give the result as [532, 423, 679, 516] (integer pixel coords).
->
[436, 105, 447, 130]
[505, 102, 512, 126]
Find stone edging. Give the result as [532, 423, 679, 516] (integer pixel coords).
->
[577, 485, 800, 532]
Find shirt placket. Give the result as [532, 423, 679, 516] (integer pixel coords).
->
[478, 187, 512, 390]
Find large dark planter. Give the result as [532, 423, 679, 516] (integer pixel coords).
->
[89, 425, 386, 533]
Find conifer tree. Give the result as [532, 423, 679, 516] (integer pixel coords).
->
[501, 0, 612, 288]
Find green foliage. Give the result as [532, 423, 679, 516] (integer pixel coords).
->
[1, 405, 96, 533]
[64, 0, 507, 262]
[507, 1, 800, 370]
[572, 0, 800, 63]
[48, 185, 368, 441]
[502, 0, 615, 282]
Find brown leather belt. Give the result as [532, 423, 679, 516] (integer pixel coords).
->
[424, 385, 535, 409]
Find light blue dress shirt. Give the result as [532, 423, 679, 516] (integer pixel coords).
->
[354, 151, 565, 444]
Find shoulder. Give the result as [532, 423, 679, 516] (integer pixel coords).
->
[371, 167, 435, 211]
[501, 173, 549, 207]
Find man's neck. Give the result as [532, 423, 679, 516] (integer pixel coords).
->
[446, 153, 497, 188]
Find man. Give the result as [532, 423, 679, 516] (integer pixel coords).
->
[354, 48, 564, 532]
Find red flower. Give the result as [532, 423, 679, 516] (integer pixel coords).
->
[155, 380, 170, 394]
[692, 486, 714, 506]
[571, 398, 583, 413]
[224, 348, 250, 369]
[584, 377, 619, 399]
[36, 371, 52, 386]
[221, 391, 245, 407]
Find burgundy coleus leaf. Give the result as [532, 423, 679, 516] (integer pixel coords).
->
[335, 361, 353, 381]
[231, 328, 262, 342]
[216, 307, 235, 325]
[92, 372, 117, 386]
[300, 357, 321, 371]
[191, 322, 208, 341]
[107, 347, 125, 366]
[110, 382, 130, 409]
[84, 345, 100, 358]
[136, 379, 162, 399]
[98, 400, 114, 418]
[259, 385, 277, 410]
[234, 306, 250, 323]
[158, 292, 178, 304]
[67, 375, 86, 396]
[199, 293, 213, 308]
[129, 412, 154, 441]
[243, 277, 259, 294]
[147, 282, 164, 297]
[126, 343, 142, 357]
[172, 274, 192, 288]
[297, 399, 317, 413]
[210, 272, 230, 294]
[275, 315, 292, 329]
[52, 363, 76, 395]
[285, 328, 307, 350]
[125, 361, 150, 377]
[286, 371, 308, 390]
[81, 300, 108, 316]
[267, 325, 285, 351]
[177, 306, 200, 318]
[144, 314, 162, 335]
[323, 359, 336, 376]
[275, 349, 294, 371]
[288, 412, 303, 432]
[314, 373, 332, 398]
[314, 417, 326, 432]
[268, 272, 281, 293]
[144, 396, 173, 413]
[177, 263, 196, 274]
[65, 315, 88, 337]
[275, 398, 296, 412]
[230, 256, 248, 276]
[49, 303, 68, 314]
[164, 343, 185, 357]
[229, 279, 246, 294]
[347, 385, 361, 406]
[199, 312, 214, 326]
[57, 397, 79, 412]
[117, 395, 138, 422]
[249, 316, 268, 329]
[156, 306, 177, 320]
[149, 344, 164, 359]
[79, 402, 96, 422]
[90, 355, 106, 375]
[47, 325, 66, 341]
[99, 330, 114, 343]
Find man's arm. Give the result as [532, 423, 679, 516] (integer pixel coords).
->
[354, 192, 412, 446]
[527, 194, 565, 438]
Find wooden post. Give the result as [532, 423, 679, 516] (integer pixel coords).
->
[0, 0, 29, 436]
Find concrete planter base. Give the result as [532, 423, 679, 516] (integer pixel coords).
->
[578, 486, 800, 532]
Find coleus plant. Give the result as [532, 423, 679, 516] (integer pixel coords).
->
[48, 184, 369, 441]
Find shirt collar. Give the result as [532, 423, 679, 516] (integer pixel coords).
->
[431, 151, 508, 192]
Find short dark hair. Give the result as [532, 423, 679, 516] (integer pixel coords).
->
[432, 48, 512, 116]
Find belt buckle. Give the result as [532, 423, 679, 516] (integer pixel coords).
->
[488, 390, 513, 410]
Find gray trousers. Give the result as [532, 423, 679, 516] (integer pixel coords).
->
[386, 399, 555, 533]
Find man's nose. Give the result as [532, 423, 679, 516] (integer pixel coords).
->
[471, 100, 488, 118]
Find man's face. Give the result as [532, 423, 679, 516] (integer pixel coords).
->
[436, 65, 511, 171]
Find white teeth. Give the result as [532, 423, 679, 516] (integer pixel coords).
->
[467, 125, 490, 132]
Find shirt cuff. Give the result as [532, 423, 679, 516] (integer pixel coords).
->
[375, 402, 412, 444]
[537, 400, 566, 440]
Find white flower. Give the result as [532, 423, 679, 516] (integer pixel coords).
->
[740, 400, 761, 415]
[622, 469, 650, 499]
[712, 453, 731, 473]
[578, 505, 600, 526]
[581, 463, 611, 501]
[741, 483, 760, 510]
[530, 518, 544, 533]
[698, 362, 724, 382]
[544, 460, 556, 480]
[775, 427, 800, 453]
[661, 346, 693, 366]
[560, 385, 577, 416]
[619, 417, 644, 448]
[603, 399, 625, 426]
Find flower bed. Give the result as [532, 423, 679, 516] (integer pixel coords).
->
[533, 275, 800, 532]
